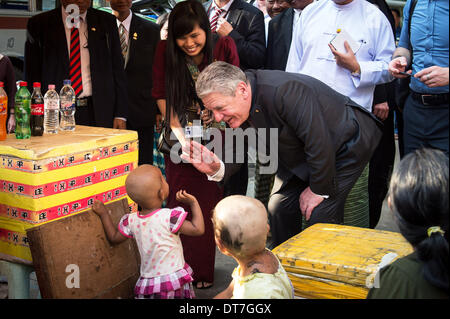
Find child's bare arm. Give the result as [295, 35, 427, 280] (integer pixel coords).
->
[214, 280, 234, 299]
[92, 200, 128, 245]
[176, 190, 204, 236]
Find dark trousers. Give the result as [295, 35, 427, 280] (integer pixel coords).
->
[127, 123, 154, 166]
[368, 109, 395, 228]
[224, 158, 248, 197]
[267, 162, 367, 248]
[403, 93, 449, 156]
[75, 97, 96, 127]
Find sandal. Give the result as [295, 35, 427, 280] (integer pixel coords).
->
[195, 281, 213, 289]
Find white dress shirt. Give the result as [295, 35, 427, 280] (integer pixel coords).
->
[61, 6, 91, 98]
[116, 10, 133, 46]
[207, 0, 234, 21]
[285, 0, 395, 111]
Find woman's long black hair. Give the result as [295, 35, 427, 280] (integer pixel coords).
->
[165, 0, 213, 124]
[389, 148, 449, 291]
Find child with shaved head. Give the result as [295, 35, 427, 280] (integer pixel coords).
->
[212, 195, 294, 299]
[93, 164, 204, 299]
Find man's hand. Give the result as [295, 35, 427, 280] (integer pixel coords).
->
[388, 56, 411, 78]
[216, 17, 233, 37]
[329, 41, 360, 74]
[415, 66, 449, 88]
[7, 115, 15, 133]
[373, 102, 389, 121]
[180, 140, 221, 176]
[113, 118, 127, 129]
[299, 187, 324, 221]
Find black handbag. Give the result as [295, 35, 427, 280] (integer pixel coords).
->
[394, 0, 417, 112]
[157, 119, 178, 155]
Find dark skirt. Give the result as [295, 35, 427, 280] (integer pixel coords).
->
[164, 155, 223, 283]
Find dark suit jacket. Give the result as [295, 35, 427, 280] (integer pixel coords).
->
[224, 70, 383, 197]
[124, 14, 160, 129]
[265, 7, 294, 70]
[204, 0, 266, 70]
[24, 7, 128, 128]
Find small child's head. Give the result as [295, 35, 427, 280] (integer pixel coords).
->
[125, 165, 169, 210]
[212, 195, 269, 259]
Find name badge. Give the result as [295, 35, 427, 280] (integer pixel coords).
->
[185, 120, 203, 139]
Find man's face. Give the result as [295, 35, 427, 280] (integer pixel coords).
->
[290, 0, 314, 10]
[201, 82, 252, 129]
[266, 0, 290, 18]
[61, 0, 91, 14]
[109, 0, 132, 14]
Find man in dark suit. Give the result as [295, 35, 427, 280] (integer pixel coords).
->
[183, 62, 382, 247]
[25, 0, 128, 129]
[204, 0, 266, 197]
[109, 0, 160, 165]
[265, 0, 313, 70]
[204, 0, 266, 70]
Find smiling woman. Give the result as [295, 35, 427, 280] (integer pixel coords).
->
[151, 0, 240, 290]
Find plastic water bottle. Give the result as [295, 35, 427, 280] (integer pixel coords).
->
[44, 84, 60, 134]
[59, 80, 76, 131]
[14, 81, 31, 139]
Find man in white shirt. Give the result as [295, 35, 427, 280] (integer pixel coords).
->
[285, 0, 395, 112]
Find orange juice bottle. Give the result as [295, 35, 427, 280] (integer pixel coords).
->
[0, 81, 8, 141]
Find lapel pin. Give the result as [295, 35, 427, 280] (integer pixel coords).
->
[133, 32, 138, 40]
[91, 27, 96, 32]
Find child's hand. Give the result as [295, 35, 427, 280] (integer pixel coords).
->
[176, 190, 198, 206]
[92, 199, 109, 217]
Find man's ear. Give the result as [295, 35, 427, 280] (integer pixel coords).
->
[236, 81, 250, 99]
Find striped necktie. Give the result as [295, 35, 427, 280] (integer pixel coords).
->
[210, 8, 224, 32]
[69, 25, 83, 96]
[119, 23, 128, 60]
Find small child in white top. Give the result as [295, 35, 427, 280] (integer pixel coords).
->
[92, 164, 204, 299]
[212, 195, 294, 299]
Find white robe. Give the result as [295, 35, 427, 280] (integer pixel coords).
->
[285, 0, 395, 111]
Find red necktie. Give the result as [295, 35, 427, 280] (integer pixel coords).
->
[210, 8, 224, 32]
[69, 26, 83, 96]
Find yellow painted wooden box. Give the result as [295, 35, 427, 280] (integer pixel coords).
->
[272, 223, 414, 299]
[0, 126, 139, 264]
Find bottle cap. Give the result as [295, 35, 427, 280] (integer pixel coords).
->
[20, 81, 27, 86]
[33, 82, 41, 87]
[0, 81, 3, 87]
[63, 79, 71, 85]
[48, 84, 56, 90]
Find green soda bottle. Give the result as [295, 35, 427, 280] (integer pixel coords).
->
[15, 81, 31, 139]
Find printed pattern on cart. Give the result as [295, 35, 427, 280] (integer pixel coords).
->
[0, 187, 136, 224]
[1, 162, 134, 198]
